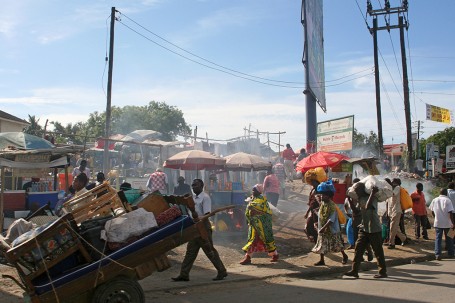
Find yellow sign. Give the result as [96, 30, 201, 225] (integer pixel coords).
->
[426, 103, 453, 124]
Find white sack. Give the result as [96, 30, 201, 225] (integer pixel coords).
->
[347, 176, 392, 202]
[268, 203, 283, 222]
[360, 175, 393, 202]
[102, 208, 158, 243]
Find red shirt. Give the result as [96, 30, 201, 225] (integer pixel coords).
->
[263, 174, 280, 194]
[282, 148, 296, 161]
[410, 191, 427, 216]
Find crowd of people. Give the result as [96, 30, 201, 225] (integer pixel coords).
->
[48, 155, 455, 282]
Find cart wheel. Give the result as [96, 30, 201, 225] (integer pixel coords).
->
[91, 276, 145, 303]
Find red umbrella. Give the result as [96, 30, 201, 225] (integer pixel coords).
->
[295, 151, 349, 172]
[163, 150, 226, 171]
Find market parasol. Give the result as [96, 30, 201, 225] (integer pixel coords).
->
[295, 151, 349, 172]
[224, 152, 272, 171]
[0, 132, 55, 150]
[163, 150, 226, 171]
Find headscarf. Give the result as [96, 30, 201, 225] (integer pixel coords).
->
[253, 183, 263, 194]
[316, 179, 336, 196]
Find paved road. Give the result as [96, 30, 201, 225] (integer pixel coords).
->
[145, 259, 455, 303]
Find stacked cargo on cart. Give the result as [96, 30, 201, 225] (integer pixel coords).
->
[4, 181, 231, 303]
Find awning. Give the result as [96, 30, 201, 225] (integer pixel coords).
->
[0, 156, 68, 168]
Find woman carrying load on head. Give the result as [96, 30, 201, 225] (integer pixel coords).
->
[239, 184, 278, 265]
[312, 180, 349, 266]
[304, 179, 321, 243]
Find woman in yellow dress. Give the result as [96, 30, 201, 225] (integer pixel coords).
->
[240, 184, 278, 265]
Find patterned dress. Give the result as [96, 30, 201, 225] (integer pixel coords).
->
[312, 199, 345, 255]
[242, 194, 277, 254]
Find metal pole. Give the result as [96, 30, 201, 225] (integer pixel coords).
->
[373, 17, 384, 159]
[103, 7, 116, 174]
[400, 16, 413, 171]
[302, 0, 317, 154]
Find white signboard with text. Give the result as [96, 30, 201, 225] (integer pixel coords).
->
[317, 116, 354, 152]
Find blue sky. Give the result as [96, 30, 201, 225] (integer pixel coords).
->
[1, 0, 454, 152]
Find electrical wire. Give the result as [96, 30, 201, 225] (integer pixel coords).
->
[116, 12, 374, 90]
[379, 75, 405, 131]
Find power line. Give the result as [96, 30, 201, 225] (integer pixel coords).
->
[119, 12, 302, 85]
[116, 11, 374, 90]
[412, 91, 455, 96]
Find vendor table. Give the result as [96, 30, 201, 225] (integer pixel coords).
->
[209, 190, 247, 232]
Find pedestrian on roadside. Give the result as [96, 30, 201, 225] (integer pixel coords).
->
[263, 169, 280, 207]
[344, 178, 374, 261]
[304, 179, 321, 243]
[146, 167, 168, 194]
[72, 173, 89, 197]
[311, 180, 349, 266]
[385, 178, 408, 249]
[173, 176, 192, 195]
[410, 183, 429, 240]
[344, 182, 387, 279]
[240, 184, 278, 265]
[72, 159, 91, 180]
[294, 148, 307, 165]
[172, 179, 227, 281]
[282, 143, 297, 182]
[273, 158, 286, 199]
[429, 188, 455, 260]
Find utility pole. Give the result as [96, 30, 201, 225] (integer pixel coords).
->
[399, 15, 413, 170]
[103, 7, 116, 174]
[372, 17, 384, 159]
[367, 1, 412, 170]
[413, 120, 423, 159]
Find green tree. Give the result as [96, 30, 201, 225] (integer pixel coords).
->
[351, 128, 379, 157]
[50, 121, 85, 145]
[85, 101, 192, 141]
[23, 115, 43, 136]
[142, 101, 191, 141]
[421, 126, 455, 160]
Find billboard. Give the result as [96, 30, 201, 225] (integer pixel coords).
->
[302, 0, 326, 111]
[446, 145, 455, 170]
[317, 116, 354, 152]
[426, 103, 454, 125]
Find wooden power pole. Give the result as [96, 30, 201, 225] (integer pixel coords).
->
[103, 7, 116, 174]
[367, 1, 412, 170]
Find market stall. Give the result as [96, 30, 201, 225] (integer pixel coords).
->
[209, 152, 272, 232]
[330, 157, 380, 205]
[0, 146, 83, 231]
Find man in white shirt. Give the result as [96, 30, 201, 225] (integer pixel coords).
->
[72, 159, 91, 180]
[429, 188, 455, 260]
[172, 179, 227, 282]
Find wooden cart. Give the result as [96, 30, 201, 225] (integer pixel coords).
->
[5, 190, 232, 303]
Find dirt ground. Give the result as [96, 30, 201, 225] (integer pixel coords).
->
[0, 179, 436, 302]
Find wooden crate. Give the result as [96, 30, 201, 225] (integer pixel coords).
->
[62, 183, 130, 224]
[5, 213, 92, 293]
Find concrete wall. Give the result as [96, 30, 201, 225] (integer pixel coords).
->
[0, 120, 27, 132]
